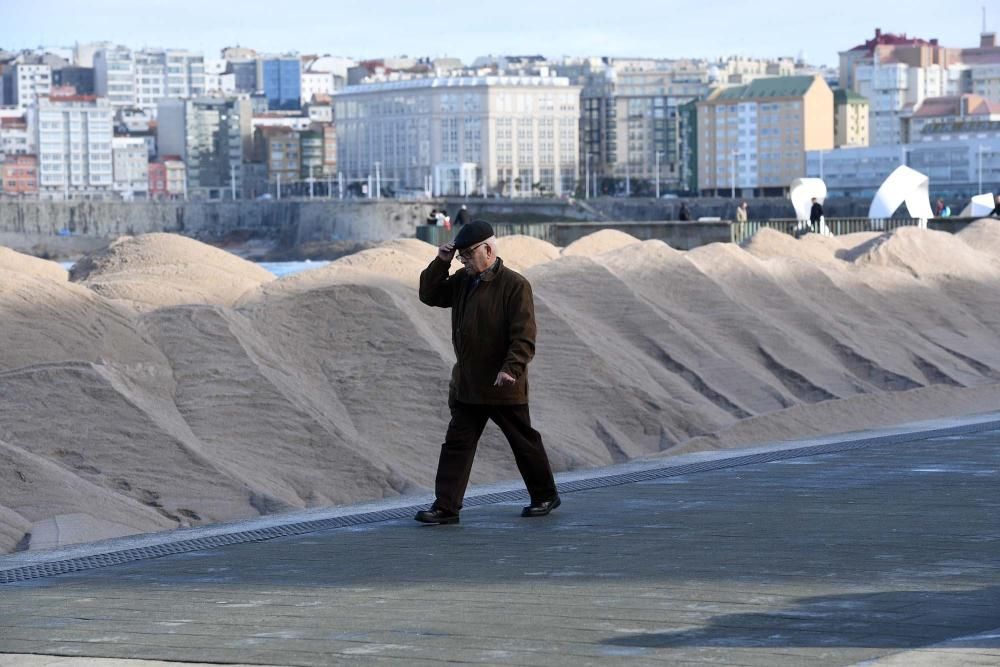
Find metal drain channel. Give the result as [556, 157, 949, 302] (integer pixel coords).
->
[3, 418, 998, 585]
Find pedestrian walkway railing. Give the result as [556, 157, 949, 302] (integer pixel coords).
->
[416, 217, 986, 249]
[729, 218, 924, 244]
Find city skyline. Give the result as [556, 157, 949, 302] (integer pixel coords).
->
[0, 0, 991, 67]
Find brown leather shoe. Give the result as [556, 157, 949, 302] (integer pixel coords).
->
[414, 507, 460, 524]
[521, 496, 561, 517]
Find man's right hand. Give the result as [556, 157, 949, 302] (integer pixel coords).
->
[437, 242, 456, 263]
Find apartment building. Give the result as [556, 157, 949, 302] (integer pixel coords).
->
[697, 75, 833, 197]
[260, 57, 302, 110]
[0, 116, 32, 159]
[157, 96, 253, 199]
[1, 154, 38, 196]
[94, 46, 137, 108]
[905, 94, 1000, 141]
[148, 156, 186, 199]
[111, 136, 149, 199]
[31, 95, 114, 200]
[834, 89, 869, 147]
[54, 67, 95, 95]
[255, 126, 300, 190]
[0, 60, 52, 109]
[574, 59, 711, 195]
[334, 75, 581, 196]
[134, 49, 205, 116]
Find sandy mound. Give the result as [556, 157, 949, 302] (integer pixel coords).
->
[0, 247, 68, 282]
[851, 226, 1000, 279]
[562, 229, 640, 257]
[496, 235, 561, 271]
[956, 218, 1000, 258]
[4, 225, 1000, 554]
[71, 233, 275, 307]
[741, 227, 846, 266]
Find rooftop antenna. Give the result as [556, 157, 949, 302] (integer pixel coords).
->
[985, 6, 988, 33]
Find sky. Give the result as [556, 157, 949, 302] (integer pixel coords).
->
[0, 0, 992, 67]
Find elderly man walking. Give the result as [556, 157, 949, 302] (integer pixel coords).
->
[415, 220, 560, 524]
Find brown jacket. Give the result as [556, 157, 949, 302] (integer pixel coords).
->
[419, 256, 536, 405]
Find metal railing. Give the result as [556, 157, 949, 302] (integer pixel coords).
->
[730, 217, 931, 245]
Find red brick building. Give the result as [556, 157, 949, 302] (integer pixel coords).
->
[1, 154, 39, 196]
[148, 161, 168, 199]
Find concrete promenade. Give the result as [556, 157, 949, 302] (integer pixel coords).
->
[1, 416, 999, 666]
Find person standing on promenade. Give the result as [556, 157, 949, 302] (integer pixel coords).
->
[809, 197, 824, 232]
[735, 201, 749, 222]
[454, 204, 471, 227]
[678, 202, 691, 221]
[415, 220, 560, 525]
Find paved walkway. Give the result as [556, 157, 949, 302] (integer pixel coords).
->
[2, 419, 1000, 666]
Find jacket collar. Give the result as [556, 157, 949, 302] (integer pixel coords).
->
[478, 257, 503, 282]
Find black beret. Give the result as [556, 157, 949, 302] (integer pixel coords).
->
[452, 219, 494, 249]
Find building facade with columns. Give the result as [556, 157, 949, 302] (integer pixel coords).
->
[334, 75, 581, 196]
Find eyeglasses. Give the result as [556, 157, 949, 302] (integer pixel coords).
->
[458, 241, 487, 260]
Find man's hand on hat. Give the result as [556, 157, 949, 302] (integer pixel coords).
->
[437, 242, 456, 262]
[494, 371, 516, 387]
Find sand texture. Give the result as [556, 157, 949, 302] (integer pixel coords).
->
[2, 222, 1000, 553]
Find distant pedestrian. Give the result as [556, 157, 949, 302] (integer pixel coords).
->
[678, 202, 691, 221]
[415, 220, 560, 525]
[735, 201, 748, 223]
[934, 198, 946, 217]
[455, 204, 471, 227]
[809, 197, 823, 229]
[992, 195, 1000, 217]
[427, 208, 439, 226]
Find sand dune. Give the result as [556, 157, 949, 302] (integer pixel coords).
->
[2, 221, 1000, 553]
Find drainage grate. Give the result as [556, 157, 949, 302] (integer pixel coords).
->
[2, 419, 998, 585]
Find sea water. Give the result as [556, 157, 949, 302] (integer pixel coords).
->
[59, 261, 330, 278]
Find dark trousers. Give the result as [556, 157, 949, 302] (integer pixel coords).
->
[434, 401, 558, 513]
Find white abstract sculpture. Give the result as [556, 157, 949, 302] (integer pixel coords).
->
[789, 177, 830, 235]
[959, 193, 996, 218]
[868, 165, 934, 229]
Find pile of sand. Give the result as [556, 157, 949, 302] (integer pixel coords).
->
[0, 247, 68, 282]
[3, 225, 1000, 554]
[851, 225, 1000, 279]
[70, 233, 275, 307]
[956, 218, 1000, 258]
[496, 235, 562, 271]
[562, 229, 641, 256]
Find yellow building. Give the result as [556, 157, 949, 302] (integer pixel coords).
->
[697, 75, 834, 197]
[834, 89, 869, 147]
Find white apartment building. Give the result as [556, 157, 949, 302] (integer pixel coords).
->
[31, 96, 114, 200]
[0, 116, 32, 160]
[203, 59, 236, 95]
[94, 46, 137, 108]
[301, 70, 337, 105]
[111, 136, 149, 199]
[335, 76, 581, 196]
[854, 62, 956, 145]
[970, 64, 1000, 99]
[135, 49, 205, 116]
[1, 62, 52, 109]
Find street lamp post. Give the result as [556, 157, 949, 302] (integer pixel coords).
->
[978, 144, 985, 195]
[585, 153, 591, 199]
[819, 149, 825, 181]
[374, 161, 381, 199]
[731, 149, 738, 199]
[655, 151, 662, 199]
